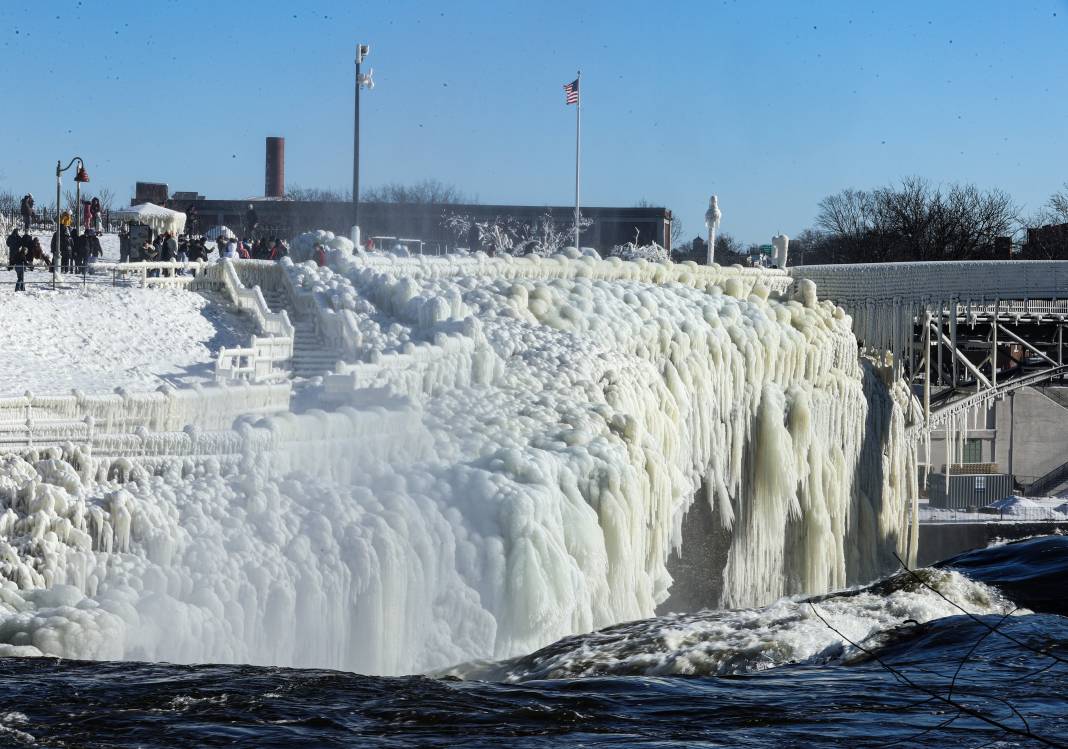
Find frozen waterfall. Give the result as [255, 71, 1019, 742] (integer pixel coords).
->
[0, 252, 917, 675]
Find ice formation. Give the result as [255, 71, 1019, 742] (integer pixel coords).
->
[0, 247, 918, 675]
[607, 241, 670, 263]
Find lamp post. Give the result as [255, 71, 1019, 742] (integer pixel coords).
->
[55, 156, 89, 285]
[353, 43, 373, 246]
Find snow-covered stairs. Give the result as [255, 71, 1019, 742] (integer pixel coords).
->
[261, 287, 340, 379]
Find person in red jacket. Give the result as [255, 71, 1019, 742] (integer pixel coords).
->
[314, 243, 327, 267]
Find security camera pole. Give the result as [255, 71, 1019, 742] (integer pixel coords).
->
[352, 43, 373, 246]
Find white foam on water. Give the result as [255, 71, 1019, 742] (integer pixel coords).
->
[451, 569, 1018, 682]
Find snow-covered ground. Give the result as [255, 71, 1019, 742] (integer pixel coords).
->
[919, 495, 1068, 523]
[0, 284, 254, 394]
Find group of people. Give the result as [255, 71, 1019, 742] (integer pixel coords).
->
[5, 228, 46, 291]
[118, 229, 290, 275]
[51, 226, 104, 273]
[18, 194, 105, 234]
[215, 235, 289, 262]
[7, 216, 294, 290]
[3, 225, 106, 291]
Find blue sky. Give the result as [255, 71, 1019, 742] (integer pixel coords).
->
[1, 0, 1065, 244]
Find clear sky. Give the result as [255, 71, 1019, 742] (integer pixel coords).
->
[1, 0, 1065, 244]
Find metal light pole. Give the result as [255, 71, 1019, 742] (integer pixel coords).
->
[353, 43, 373, 246]
[55, 156, 88, 285]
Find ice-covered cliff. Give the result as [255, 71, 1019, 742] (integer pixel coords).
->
[0, 251, 917, 675]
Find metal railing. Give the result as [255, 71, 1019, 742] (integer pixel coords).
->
[921, 506, 1068, 524]
[1026, 458, 1068, 496]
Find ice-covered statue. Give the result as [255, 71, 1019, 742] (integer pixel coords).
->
[704, 195, 721, 265]
[772, 234, 789, 268]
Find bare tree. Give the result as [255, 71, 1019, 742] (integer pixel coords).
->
[96, 187, 116, 212]
[815, 177, 1018, 263]
[363, 179, 470, 204]
[286, 185, 352, 202]
[1020, 183, 1068, 259]
[64, 189, 80, 218]
[670, 215, 683, 247]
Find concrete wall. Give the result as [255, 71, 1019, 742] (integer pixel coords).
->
[918, 521, 1068, 566]
[925, 386, 1068, 489]
[994, 387, 1068, 486]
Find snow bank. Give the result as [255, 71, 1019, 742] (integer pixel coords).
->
[0, 286, 256, 394]
[0, 246, 918, 675]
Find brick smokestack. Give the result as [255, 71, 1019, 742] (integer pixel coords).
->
[265, 136, 285, 198]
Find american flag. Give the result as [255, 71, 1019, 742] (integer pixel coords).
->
[563, 78, 579, 105]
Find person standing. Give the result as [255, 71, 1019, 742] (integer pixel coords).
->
[90, 197, 102, 233]
[161, 231, 178, 277]
[72, 229, 89, 274]
[87, 229, 103, 261]
[6, 227, 21, 274]
[81, 200, 92, 232]
[19, 194, 34, 231]
[118, 226, 131, 263]
[61, 226, 73, 272]
[176, 234, 189, 275]
[8, 228, 28, 291]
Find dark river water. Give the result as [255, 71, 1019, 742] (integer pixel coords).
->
[1, 536, 1065, 748]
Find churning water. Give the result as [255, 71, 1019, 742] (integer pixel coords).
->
[2, 535, 1064, 747]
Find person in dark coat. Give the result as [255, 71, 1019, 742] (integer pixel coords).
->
[72, 229, 89, 274]
[19, 195, 34, 231]
[53, 226, 73, 272]
[8, 229, 29, 291]
[87, 229, 103, 260]
[118, 227, 131, 263]
[160, 231, 177, 277]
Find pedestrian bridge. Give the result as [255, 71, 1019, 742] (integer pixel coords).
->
[789, 261, 1068, 433]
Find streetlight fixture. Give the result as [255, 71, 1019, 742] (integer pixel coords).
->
[353, 42, 373, 246]
[55, 156, 89, 284]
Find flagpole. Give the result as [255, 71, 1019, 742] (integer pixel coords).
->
[574, 70, 581, 250]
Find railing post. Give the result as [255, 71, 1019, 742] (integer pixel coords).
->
[923, 309, 931, 427]
[991, 300, 998, 388]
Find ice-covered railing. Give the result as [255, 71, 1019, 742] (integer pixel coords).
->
[342, 251, 792, 291]
[213, 260, 295, 383]
[0, 382, 291, 449]
[788, 260, 1068, 373]
[94, 261, 216, 289]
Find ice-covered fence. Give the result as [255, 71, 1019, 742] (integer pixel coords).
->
[95, 261, 218, 289]
[788, 260, 1068, 368]
[0, 382, 292, 449]
[88, 405, 432, 478]
[323, 334, 492, 405]
[213, 260, 295, 383]
[342, 251, 793, 292]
